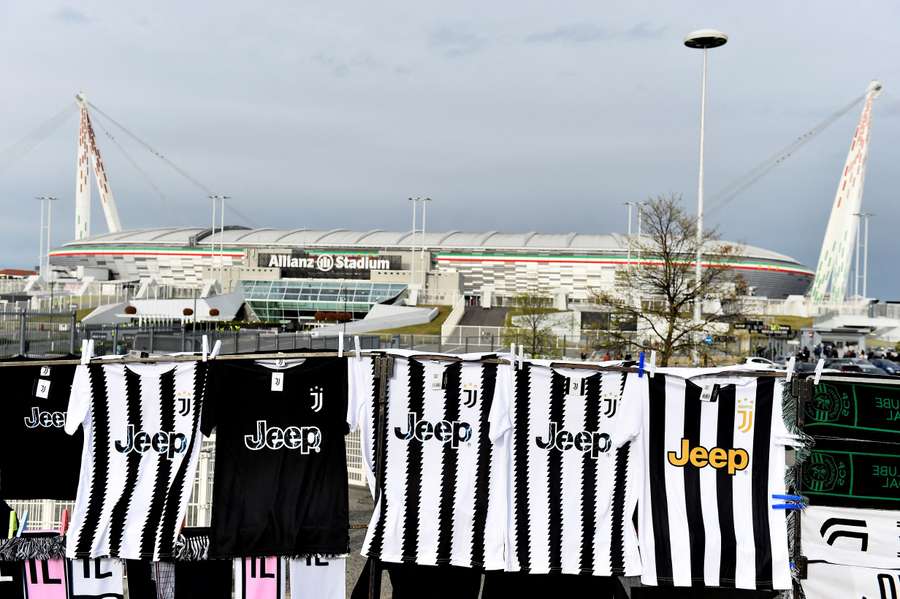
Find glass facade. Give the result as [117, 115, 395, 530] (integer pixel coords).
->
[241, 279, 407, 321]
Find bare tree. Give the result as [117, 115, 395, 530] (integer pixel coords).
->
[591, 194, 746, 366]
[506, 292, 557, 357]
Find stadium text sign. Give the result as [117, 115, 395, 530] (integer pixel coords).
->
[266, 254, 391, 272]
[260, 252, 401, 279]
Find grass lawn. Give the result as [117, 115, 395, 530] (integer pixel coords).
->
[370, 305, 452, 335]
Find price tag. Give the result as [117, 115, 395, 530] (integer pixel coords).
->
[699, 384, 719, 402]
[40, 366, 51, 377]
[430, 371, 444, 391]
[35, 379, 51, 399]
[271, 372, 284, 392]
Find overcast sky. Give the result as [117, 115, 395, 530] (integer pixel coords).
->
[1, 1, 899, 296]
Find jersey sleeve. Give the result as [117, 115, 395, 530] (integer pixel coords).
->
[64, 365, 91, 435]
[615, 372, 646, 443]
[488, 363, 513, 443]
[200, 363, 222, 436]
[346, 357, 373, 433]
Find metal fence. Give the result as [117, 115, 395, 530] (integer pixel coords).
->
[0, 310, 77, 357]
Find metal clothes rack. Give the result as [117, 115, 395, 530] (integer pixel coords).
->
[0, 349, 801, 598]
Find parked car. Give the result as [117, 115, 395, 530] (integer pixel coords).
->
[744, 357, 781, 369]
[868, 358, 900, 376]
[823, 358, 888, 375]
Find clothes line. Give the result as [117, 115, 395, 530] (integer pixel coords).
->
[0, 350, 795, 382]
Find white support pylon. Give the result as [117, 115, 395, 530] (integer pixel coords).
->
[74, 93, 122, 240]
[809, 80, 882, 303]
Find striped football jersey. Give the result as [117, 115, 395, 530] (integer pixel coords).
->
[639, 373, 791, 590]
[65, 362, 207, 561]
[348, 352, 508, 569]
[491, 362, 643, 576]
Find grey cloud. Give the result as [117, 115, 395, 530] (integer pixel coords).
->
[625, 21, 667, 40]
[311, 52, 379, 78]
[525, 21, 666, 44]
[429, 25, 486, 57]
[525, 23, 613, 44]
[53, 6, 90, 24]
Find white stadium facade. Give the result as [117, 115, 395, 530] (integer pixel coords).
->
[49, 226, 814, 323]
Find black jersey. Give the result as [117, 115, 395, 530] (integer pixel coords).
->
[202, 358, 350, 558]
[0, 362, 81, 499]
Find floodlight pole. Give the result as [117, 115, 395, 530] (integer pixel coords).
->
[684, 29, 728, 364]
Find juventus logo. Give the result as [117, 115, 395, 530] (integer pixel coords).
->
[563, 377, 588, 397]
[178, 396, 191, 417]
[737, 397, 754, 433]
[309, 386, 324, 412]
[463, 389, 478, 408]
[603, 395, 619, 418]
[820, 517, 869, 551]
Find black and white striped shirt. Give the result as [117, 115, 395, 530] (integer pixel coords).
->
[65, 362, 207, 560]
[348, 353, 508, 569]
[491, 362, 643, 576]
[639, 373, 791, 590]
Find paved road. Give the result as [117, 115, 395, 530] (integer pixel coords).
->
[348, 485, 393, 598]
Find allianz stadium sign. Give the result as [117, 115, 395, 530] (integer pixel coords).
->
[260, 252, 400, 279]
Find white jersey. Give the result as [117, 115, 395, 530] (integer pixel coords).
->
[802, 505, 900, 570]
[490, 362, 643, 576]
[65, 362, 207, 560]
[348, 353, 509, 569]
[69, 558, 124, 599]
[638, 373, 791, 590]
[289, 556, 344, 599]
[803, 562, 900, 599]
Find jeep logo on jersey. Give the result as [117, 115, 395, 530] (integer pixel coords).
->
[23, 406, 65, 429]
[667, 439, 750, 475]
[244, 420, 322, 453]
[534, 421, 611, 459]
[394, 413, 472, 448]
[114, 425, 188, 460]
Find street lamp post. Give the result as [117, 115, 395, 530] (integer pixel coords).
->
[208, 194, 231, 282]
[854, 212, 873, 298]
[420, 197, 432, 289]
[684, 28, 728, 364]
[35, 196, 59, 310]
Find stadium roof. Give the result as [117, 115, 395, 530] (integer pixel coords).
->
[61, 226, 805, 265]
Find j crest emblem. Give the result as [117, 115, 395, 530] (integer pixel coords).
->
[176, 392, 192, 417]
[309, 386, 324, 412]
[737, 397, 754, 433]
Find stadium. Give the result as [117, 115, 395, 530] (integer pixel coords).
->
[48, 226, 814, 322]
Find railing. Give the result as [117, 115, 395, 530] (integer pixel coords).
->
[440, 296, 466, 342]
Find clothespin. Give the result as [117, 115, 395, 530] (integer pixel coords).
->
[813, 358, 825, 385]
[353, 336, 361, 361]
[771, 493, 807, 511]
[80, 339, 93, 365]
[510, 344, 518, 369]
[59, 508, 69, 536]
[648, 350, 657, 378]
[201, 335, 209, 362]
[7, 511, 16, 539]
[518, 344, 524, 367]
[15, 510, 28, 537]
[785, 357, 796, 382]
[637, 351, 645, 378]
[338, 331, 344, 358]
[210, 340, 222, 360]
